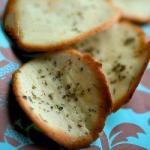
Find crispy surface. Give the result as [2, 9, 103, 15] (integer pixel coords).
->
[112, 0, 150, 23]
[13, 49, 112, 149]
[4, 0, 120, 52]
[75, 22, 150, 111]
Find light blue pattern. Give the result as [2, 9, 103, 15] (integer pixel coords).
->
[0, 51, 19, 79]
[0, 52, 5, 61]
[137, 84, 150, 94]
[91, 138, 102, 150]
[142, 25, 150, 38]
[0, 23, 10, 48]
[92, 109, 150, 149]
[147, 63, 150, 71]
[0, 63, 19, 79]
[0, 126, 32, 150]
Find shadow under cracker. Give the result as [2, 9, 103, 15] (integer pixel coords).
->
[7, 83, 66, 150]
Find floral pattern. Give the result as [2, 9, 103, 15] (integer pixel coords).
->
[0, 1, 150, 149]
[91, 109, 150, 150]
